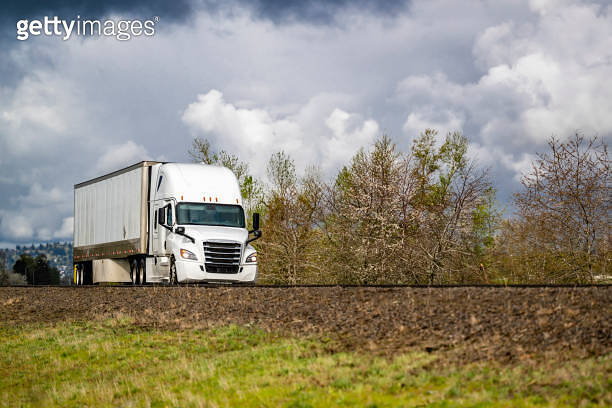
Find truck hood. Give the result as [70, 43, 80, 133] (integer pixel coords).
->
[182, 225, 248, 244]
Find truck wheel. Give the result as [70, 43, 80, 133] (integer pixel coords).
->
[169, 259, 178, 285]
[130, 259, 138, 285]
[139, 258, 146, 285]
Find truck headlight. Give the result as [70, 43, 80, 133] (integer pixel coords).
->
[180, 248, 198, 260]
[245, 252, 257, 263]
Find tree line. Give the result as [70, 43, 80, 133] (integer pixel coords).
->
[0, 253, 61, 285]
[191, 131, 610, 285]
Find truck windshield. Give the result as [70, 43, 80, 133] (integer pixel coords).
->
[176, 203, 245, 228]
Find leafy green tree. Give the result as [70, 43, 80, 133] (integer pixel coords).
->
[13, 254, 59, 285]
[409, 130, 495, 283]
[257, 152, 326, 284]
[13, 254, 35, 282]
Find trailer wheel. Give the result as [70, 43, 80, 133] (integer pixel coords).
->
[169, 259, 178, 285]
[130, 259, 138, 285]
[139, 258, 146, 285]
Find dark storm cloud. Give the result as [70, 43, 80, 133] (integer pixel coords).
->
[0, 0, 197, 88]
[246, 0, 409, 24]
[2, 0, 409, 27]
[2, 0, 194, 21]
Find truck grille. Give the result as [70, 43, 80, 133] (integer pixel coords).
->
[203, 241, 241, 274]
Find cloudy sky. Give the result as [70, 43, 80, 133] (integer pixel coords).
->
[0, 0, 611, 247]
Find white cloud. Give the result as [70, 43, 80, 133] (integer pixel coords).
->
[17, 183, 65, 206]
[0, 208, 75, 242]
[95, 141, 152, 173]
[182, 89, 302, 148]
[182, 90, 379, 178]
[395, 1, 612, 179]
[324, 108, 380, 168]
[0, 213, 33, 240]
[403, 110, 464, 141]
[1, 76, 67, 133]
[0, 73, 84, 157]
[53, 217, 73, 239]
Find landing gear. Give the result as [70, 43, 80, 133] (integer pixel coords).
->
[74, 262, 91, 285]
[74, 264, 83, 285]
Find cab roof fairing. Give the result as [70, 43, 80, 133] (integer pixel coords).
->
[154, 163, 243, 206]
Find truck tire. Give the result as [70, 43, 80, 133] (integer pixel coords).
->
[169, 259, 178, 285]
[130, 259, 138, 285]
[139, 258, 146, 285]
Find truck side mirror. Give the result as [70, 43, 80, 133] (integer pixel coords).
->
[158, 208, 165, 225]
[175, 226, 185, 234]
[252, 213, 260, 231]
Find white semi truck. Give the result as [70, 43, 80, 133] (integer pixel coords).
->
[73, 161, 261, 285]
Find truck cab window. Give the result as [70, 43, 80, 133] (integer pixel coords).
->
[157, 207, 165, 226]
[166, 204, 173, 226]
[176, 203, 245, 228]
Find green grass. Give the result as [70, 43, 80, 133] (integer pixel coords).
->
[0, 317, 609, 407]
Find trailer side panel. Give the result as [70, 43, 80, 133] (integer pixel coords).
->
[74, 162, 156, 261]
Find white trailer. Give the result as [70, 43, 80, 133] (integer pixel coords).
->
[73, 161, 261, 285]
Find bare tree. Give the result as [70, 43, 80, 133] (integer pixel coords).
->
[513, 134, 611, 283]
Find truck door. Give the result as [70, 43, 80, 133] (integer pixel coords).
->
[152, 203, 166, 255]
[152, 202, 173, 256]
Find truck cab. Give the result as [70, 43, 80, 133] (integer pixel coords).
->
[149, 163, 259, 283]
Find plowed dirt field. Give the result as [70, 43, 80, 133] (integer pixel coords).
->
[1, 286, 610, 363]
